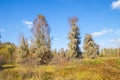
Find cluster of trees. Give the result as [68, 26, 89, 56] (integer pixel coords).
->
[17, 15, 101, 65]
[100, 48, 120, 58]
[0, 15, 100, 66]
[0, 14, 120, 66]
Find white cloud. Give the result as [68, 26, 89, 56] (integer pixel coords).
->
[91, 29, 113, 37]
[109, 38, 120, 48]
[22, 20, 33, 29]
[95, 28, 120, 49]
[111, 0, 120, 9]
[98, 38, 120, 49]
[110, 38, 120, 44]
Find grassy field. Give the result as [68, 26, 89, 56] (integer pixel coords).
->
[0, 57, 120, 80]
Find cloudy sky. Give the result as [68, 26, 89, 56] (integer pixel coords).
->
[0, 0, 120, 50]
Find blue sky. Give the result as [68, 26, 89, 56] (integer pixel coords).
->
[0, 0, 120, 50]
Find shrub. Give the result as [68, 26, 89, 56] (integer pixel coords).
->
[0, 42, 16, 65]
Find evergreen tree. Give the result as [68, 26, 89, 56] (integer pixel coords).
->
[68, 16, 81, 59]
[83, 34, 99, 58]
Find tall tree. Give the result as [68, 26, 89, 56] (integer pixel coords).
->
[83, 34, 99, 58]
[68, 16, 81, 59]
[31, 15, 51, 50]
[31, 15, 52, 64]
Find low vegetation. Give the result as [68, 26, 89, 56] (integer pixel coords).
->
[0, 15, 120, 80]
[0, 57, 120, 80]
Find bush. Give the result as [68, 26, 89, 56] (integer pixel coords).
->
[0, 42, 16, 65]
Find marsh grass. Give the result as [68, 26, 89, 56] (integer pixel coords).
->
[0, 57, 120, 80]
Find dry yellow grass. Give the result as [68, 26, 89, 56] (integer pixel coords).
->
[0, 57, 120, 80]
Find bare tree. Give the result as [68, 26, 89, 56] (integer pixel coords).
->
[31, 15, 52, 64]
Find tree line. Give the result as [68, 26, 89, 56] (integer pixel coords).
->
[0, 15, 120, 66]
